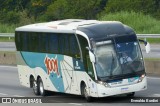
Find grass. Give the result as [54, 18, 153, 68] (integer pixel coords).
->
[0, 37, 14, 42]
[0, 51, 15, 54]
[0, 23, 17, 33]
[144, 58, 160, 61]
[145, 38, 160, 44]
[139, 38, 160, 44]
[99, 11, 160, 34]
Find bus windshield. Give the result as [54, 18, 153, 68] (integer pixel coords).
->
[93, 35, 144, 81]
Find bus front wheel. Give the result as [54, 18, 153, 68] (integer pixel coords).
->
[127, 92, 135, 97]
[82, 84, 93, 102]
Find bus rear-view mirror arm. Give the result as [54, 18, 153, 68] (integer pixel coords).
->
[139, 39, 151, 53]
[86, 47, 96, 63]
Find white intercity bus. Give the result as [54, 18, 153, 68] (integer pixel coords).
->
[15, 19, 150, 101]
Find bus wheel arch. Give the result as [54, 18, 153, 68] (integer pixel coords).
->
[80, 81, 93, 102]
[29, 75, 34, 88]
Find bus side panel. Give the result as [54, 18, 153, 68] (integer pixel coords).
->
[20, 52, 65, 92]
[17, 65, 34, 88]
[34, 67, 57, 91]
[16, 52, 35, 88]
[75, 71, 98, 97]
[17, 51, 98, 96]
[60, 56, 76, 94]
[71, 58, 98, 97]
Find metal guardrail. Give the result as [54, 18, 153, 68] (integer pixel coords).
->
[0, 33, 160, 38]
[137, 34, 160, 38]
[0, 33, 14, 37]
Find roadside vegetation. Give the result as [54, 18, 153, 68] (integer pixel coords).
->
[1, 11, 160, 34]
[0, 37, 14, 42]
[0, 23, 16, 33]
[0, 0, 160, 43]
[99, 11, 160, 34]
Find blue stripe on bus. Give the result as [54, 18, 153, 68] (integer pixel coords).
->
[21, 52, 65, 92]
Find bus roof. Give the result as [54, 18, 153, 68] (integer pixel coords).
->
[16, 19, 135, 38]
[16, 19, 98, 32]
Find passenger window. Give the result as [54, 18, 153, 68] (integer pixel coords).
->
[58, 34, 70, 55]
[48, 34, 59, 54]
[22, 33, 28, 51]
[15, 32, 21, 51]
[33, 33, 39, 52]
[69, 35, 80, 59]
[39, 33, 49, 53]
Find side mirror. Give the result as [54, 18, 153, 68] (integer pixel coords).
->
[145, 42, 150, 53]
[139, 39, 151, 53]
[86, 47, 96, 63]
[89, 51, 96, 63]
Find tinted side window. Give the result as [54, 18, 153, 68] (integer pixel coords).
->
[15, 32, 81, 57]
[59, 34, 65, 54]
[58, 34, 80, 58]
[15, 32, 28, 51]
[28, 33, 39, 52]
[22, 33, 28, 51]
[69, 35, 80, 59]
[58, 34, 70, 55]
[15, 32, 21, 51]
[64, 35, 70, 55]
[39, 33, 48, 53]
[48, 33, 59, 54]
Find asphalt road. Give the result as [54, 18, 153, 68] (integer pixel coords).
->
[140, 44, 160, 58]
[0, 66, 160, 106]
[0, 42, 16, 51]
[0, 42, 160, 58]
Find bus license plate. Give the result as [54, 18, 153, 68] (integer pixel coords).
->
[121, 87, 129, 92]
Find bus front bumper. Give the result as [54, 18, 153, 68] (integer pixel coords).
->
[96, 77, 147, 97]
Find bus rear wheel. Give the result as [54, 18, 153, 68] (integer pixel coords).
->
[82, 84, 93, 102]
[38, 78, 47, 96]
[33, 80, 40, 95]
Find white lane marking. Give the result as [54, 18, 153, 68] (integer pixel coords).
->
[147, 77, 160, 80]
[49, 100, 64, 103]
[153, 94, 160, 97]
[0, 93, 25, 97]
[13, 95, 25, 97]
[0, 65, 17, 69]
[68, 103, 82, 106]
[0, 93, 8, 96]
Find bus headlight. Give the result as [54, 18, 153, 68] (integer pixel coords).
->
[96, 81, 110, 88]
[138, 74, 145, 83]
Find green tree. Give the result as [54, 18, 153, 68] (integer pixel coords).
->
[29, 0, 53, 21]
[0, 0, 32, 24]
[102, 0, 160, 19]
[45, 0, 105, 20]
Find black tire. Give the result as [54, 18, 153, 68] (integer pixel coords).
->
[33, 79, 40, 95]
[38, 78, 48, 96]
[127, 92, 135, 97]
[82, 84, 93, 102]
